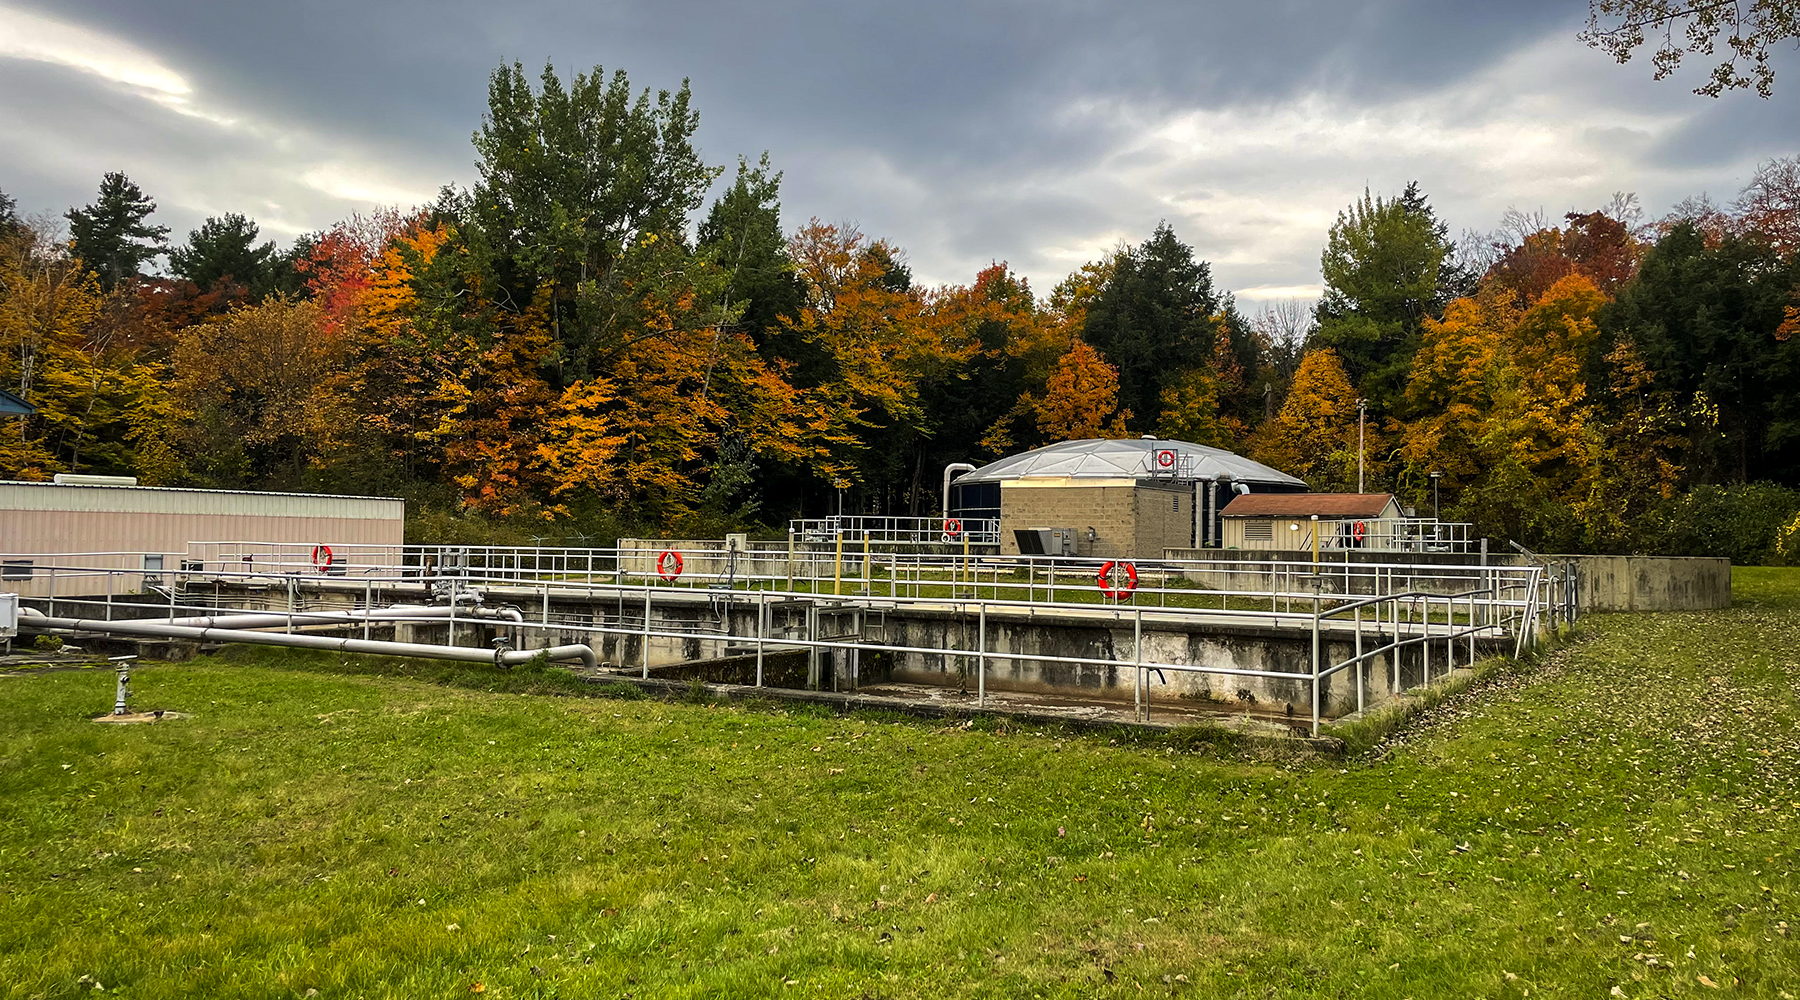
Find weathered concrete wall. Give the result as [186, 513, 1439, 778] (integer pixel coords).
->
[1548, 554, 1731, 612]
[1162, 548, 1731, 612]
[871, 608, 1494, 718]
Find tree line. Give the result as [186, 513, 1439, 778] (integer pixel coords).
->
[2, 62, 1798, 560]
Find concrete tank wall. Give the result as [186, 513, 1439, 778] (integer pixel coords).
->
[1162, 549, 1731, 612]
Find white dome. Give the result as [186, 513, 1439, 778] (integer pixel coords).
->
[958, 438, 1304, 487]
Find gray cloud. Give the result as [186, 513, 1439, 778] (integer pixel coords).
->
[3, 0, 1794, 300]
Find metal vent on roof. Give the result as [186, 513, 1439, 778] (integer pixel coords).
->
[52, 474, 139, 487]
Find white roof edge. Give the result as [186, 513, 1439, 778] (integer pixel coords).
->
[0, 480, 404, 503]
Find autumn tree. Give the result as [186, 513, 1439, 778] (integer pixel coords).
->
[172, 299, 349, 488]
[1734, 155, 1800, 257]
[0, 223, 178, 480]
[786, 221, 979, 495]
[1485, 211, 1641, 306]
[976, 255, 1118, 457]
[1034, 339, 1131, 441]
[1248, 347, 1367, 491]
[66, 173, 169, 290]
[296, 209, 420, 334]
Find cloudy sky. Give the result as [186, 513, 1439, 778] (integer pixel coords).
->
[2, 0, 1795, 302]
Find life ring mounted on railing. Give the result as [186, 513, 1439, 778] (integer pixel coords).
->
[942, 517, 964, 542]
[1096, 560, 1138, 600]
[656, 549, 684, 582]
[1353, 520, 1367, 544]
[311, 544, 333, 573]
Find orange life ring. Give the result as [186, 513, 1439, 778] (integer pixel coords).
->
[1353, 520, 1367, 542]
[942, 518, 964, 539]
[1096, 560, 1139, 600]
[311, 544, 333, 572]
[656, 549, 684, 581]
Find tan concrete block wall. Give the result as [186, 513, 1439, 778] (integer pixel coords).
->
[999, 485, 1138, 558]
[1133, 486, 1192, 557]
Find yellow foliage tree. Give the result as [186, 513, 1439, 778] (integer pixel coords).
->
[0, 230, 171, 480]
[1034, 339, 1132, 441]
[173, 298, 348, 487]
[1249, 347, 1368, 490]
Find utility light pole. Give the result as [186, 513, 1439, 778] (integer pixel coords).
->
[1429, 470, 1442, 520]
[1357, 398, 1367, 494]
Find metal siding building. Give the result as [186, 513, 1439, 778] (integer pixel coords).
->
[1218, 493, 1402, 551]
[1, 481, 404, 596]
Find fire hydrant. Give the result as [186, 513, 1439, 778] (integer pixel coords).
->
[111, 654, 137, 715]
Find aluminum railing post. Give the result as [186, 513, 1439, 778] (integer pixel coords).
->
[1468, 592, 1476, 665]
[1421, 595, 1429, 687]
[642, 587, 652, 679]
[1355, 603, 1364, 715]
[1310, 585, 1321, 737]
[977, 601, 987, 708]
[1134, 604, 1145, 723]
[755, 589, 765, 688]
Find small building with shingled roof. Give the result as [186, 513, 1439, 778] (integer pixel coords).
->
[1218, 492, 1402, 551]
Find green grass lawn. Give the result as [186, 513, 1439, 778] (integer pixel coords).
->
[3, 570, 1797, 999]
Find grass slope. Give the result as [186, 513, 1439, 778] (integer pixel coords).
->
[1, 570, 1796, 998]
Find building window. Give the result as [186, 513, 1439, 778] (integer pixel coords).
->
[1, 560, 32, 580]
[1245, 520, 1273, 541]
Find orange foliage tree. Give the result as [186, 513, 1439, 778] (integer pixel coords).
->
[1034, 339, 1131, 441]
[1400, 275, 1611, 544]
[786, 221, 979, 484]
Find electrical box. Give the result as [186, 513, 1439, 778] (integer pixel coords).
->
[1015, 528, 1078, 556]
[724, 533, 749, 553]
[0, 592, 18, 639]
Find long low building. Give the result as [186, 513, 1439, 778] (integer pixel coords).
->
[1, 477, 404, 597]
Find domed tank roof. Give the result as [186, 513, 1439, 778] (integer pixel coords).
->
[958, 438, 1305, 487]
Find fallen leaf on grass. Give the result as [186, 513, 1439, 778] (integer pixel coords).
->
[1698, 976, 1721, 989]
[470, 984, 485, 994]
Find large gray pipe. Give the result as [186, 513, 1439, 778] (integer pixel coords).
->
[942, 462, 977, 516]
[31, 616, 597, 670]
[158, 606, 523, 629]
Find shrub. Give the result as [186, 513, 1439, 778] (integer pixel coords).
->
[1776, 512, 1800, 566]
[1633, 482, 1800, 565]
